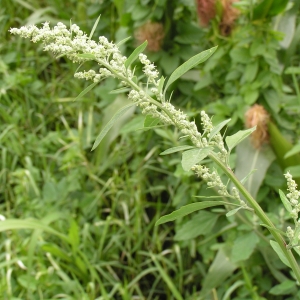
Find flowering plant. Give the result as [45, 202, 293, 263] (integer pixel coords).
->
[10, 19, 300, 284]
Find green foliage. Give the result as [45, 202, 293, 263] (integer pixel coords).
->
[2, 0, 300, 299]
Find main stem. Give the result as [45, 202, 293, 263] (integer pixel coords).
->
[209, 152, 300, 283]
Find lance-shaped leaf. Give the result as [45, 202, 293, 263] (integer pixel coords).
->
[181, 147, 212, 171]
[125, 41, 148, 68]
[160, 145, 195, 156]
[74, 82, 98, 101]
[155, 201, 229, 226]
[91, 103, 136, 151]
[163, 46, 217, 94]
[226, 126, 256, 152]
[89, 15, 101, 39]
[209, 118, 231, 141]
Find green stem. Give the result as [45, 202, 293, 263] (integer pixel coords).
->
[209, 152, 300, 283]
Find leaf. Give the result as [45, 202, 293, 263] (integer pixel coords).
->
[89, 15, 101, 39]
[74, 82, 98, 101]
[155, 201, 229, 226]
[234, 138, 275, 198]
[144, 115, 160, 127]
[269, 280, 296, 295]
[284, 144, 300, 158]
[181, 147, 212, 171]
[157, 76, 165, 94]
[226, 127, 256, 152]
[116, 36, 131, 47]
[260, 224, 286, 236]
[279, 190, 292, 213]
[163, 46, 218, 94]
[231, 231, 259, 262]
[109, 87, 130, 94]
[285, 67, 300, 75]
[240, 169, 257, 185]
[200, 247, 237, 297]
[124, 41, 148, 68]
[209, 118, 231, 141]
[174, 211, 219, 240]
[160, 145, 195, 156]
[270, 240, 291, 267]
[284, 165, 300, 178]
[226, 207, 243, 217]
[77, 53, 96, 59]
[91, 103, 136, 151]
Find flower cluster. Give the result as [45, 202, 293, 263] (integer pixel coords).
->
[10, 22, 131, 83]
[284, 172, 300, 248]
[192, 165, 229, 196]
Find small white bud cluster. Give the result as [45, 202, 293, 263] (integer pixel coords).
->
[284, 172, 300, 248]
[200, 111, 227, 162]
[191, 165, 229, 196]
[139, 53, 159, 85]
[232, 186, 246, 206]
[10, 22, 131, 82]
[284, 172, 300, 219]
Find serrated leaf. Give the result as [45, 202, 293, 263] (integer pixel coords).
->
[125, 41, 148, 68]
[144, 115, 160, 127]
[77, 53, 96, 59]
[226, 126, 256, 152]
[226, 207, 243, 217]
[74, 82, 98, 101]
[164, 46, 218, 94]
[181, 147, 212, 171]
[209, 118, 231, 141]
[270, 240, 291, 267]
[89, 15, 101, 39]
[91, 103, 136, 151]
[155, 201, 228, 226]
[109, 87, 130, 94]
[160, 145, 195, 156]
[279, 190, 292, 213]
[116, 36, 131, 47]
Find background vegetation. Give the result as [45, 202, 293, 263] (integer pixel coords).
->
[1, 0, 300, 299]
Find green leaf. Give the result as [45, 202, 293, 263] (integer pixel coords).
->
[174, 211, 219, 240]
[144, 115, 160, 127]
[284, 165, 300, 178]
[284, 144, 300, 158]
[163, 46, 218, 94]
[89, 15, 101, 39]
[157, 76, 165, 94]
[270, 240, 291, 267]
[269, 280, 296, 295]
[181, 147, 212, 171]
[125, 41, 148, 68]
[200, 247, 237, 297]
[225, 127, 256, 152]
[116, 36, 131, 47]
[74, 82, 98, 101]
[209, 118, 231, 141]
[155, 201, 229, 226]
[231, 232, 259, 262]
[240, 169, 257, 185]
[234, 138, 275, 198]
[91, 103, 136, 151]
[279, 190, 292, 213]
[77, 53, 96, 59]
[109, 87, 130, 94]
[260, 224, 286, 236]
[160, 145, 195, 156]
[285, 67, 300, 75]
[226, 207, 243, 217]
